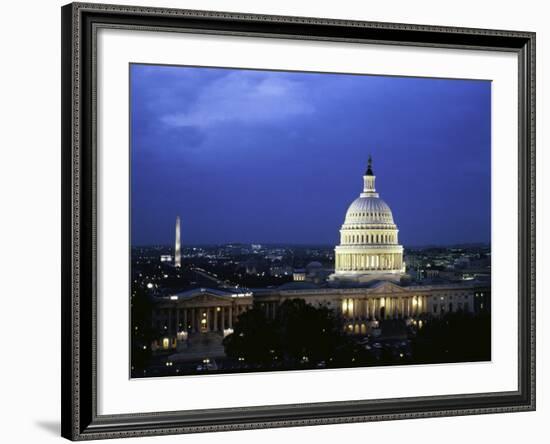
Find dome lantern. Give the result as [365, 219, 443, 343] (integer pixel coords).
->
[362, 156, 378, 197]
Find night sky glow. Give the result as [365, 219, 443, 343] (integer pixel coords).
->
[130, 64, 491, 247]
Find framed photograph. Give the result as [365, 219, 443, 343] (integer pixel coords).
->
[61, 2, 536, 440]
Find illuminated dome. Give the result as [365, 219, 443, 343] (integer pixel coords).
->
[344, 197, 395, 225]
[330, 156, 406, 284]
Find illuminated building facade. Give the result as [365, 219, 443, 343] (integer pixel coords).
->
[150, 288, 253, 352]
[151, 282, 490, 352]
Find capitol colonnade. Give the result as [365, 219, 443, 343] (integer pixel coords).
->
[335, 252, 403, 271]
[338, 294, 429, 320]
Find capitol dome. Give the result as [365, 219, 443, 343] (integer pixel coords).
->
[344, 196, 395, 225]
[330, 156, 406, 284]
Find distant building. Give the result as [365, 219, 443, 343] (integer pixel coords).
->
[293, 269, 306, 281]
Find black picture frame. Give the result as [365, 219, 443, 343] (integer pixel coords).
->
[61, 2, 536, 440]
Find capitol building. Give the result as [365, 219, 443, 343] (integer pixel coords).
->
[148, 158, 491, 355]
[331, 157, 405, 283]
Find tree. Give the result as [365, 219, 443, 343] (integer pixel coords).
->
[411, 311, 490, 364]
[130, 286, 155, 375]
[223, 299, 361, 369]
[222, 305, 278, 365]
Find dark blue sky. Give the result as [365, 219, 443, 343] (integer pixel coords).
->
[130, 64, 491, 247]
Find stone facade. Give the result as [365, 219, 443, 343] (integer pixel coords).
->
[151, 281, 490, 352]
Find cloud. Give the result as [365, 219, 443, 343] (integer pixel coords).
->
[160, 71, 315, 128]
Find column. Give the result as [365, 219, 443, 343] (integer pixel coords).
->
[183, 309, 188, 331]
[228, 306, 233, 329]
[214, 307, 218, 332]
[369, 298, 374, 319]
[395, 298, 399, 318]
[176, 309, 180, 332]
[221, 307, 225, 330]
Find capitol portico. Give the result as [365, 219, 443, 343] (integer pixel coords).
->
[331, 157, 405, 283]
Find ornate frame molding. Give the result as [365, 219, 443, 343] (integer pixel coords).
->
[61, 2, 535, 440]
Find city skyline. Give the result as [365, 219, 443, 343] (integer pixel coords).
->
[131, 64, 491, 247]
